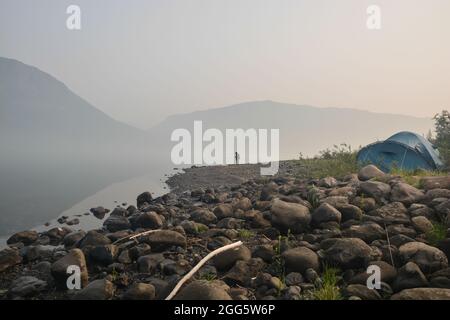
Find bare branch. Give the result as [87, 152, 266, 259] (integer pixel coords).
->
[165, 241, 243, 300]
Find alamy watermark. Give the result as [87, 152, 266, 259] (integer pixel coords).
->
[366, 265, 381, 289]
[66, 265, 81, 290]
[66, 5, 81, 30]
[170, 121, 279, 175]
[65, 5, 381, 31]
[367, 5, 382, 30]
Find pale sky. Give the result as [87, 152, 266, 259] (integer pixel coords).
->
[1, 0, 449, 128]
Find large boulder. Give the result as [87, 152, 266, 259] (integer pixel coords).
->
[213, 204, 234, 219]
[216, 217, 245, 229]
[282, 246, 320, 273]
[131, 212, 163, 229]
[103, 215, 131, 232]
[137, 253, 164, 273]
[260, 182, 279, 201]
[411, 216, 434, 234]
[270, 199, 311, 233]
[337, 204, 363, 222]
[429, 276, 450, 288]
[8, 276, 47, 297]
[369, 261, 397, 284]
[277, 196, 313, 209]
[174, 280, 231, 300]
[321, 196, 349, 208]
[7, 230, 39, 245]
[234, 197, 252, 211]
[390, 182, 425, 205]
[342, 222, 385, 243]
[358, 165, 385, 181]
[89, 245, 118, 265]
[118, 250, 132, 264]
[222, 258, 266, 286]
[51, 249, 88, 289]
[190, 208, 217, 225]
[137, 191, 153, 208]
[24, 245, 54, 262]
[398, 242, 448, 273]
[253, 244, 275, 263]
[387, 224, 416, 238]
[129, 243, 152, 260]
[318, 177, 338, 188]
[436, 200, 450, 217]
[391, 288, 450, 300]
[78, 230, 111, 248]
[45, 227, 72, 243]
[329, 187, 357, 198]
[420, 176, 450, 191]
[244, 210, 271, 228]
[140, 230, 186, 252]
[73, 279, 115, 300]
[322, 238, 374, 269]
[409, 204, 433, 218]
[122, 283, 156, 300]
[90, 207, 109, 219]
[360, 181, 391, 201]
[368, 202, 409, 224]
[0, 248, 22, 272]
[311, 203, 342, 226]
[63, 230, 87, 248]
[343, 284, 381, 300]
[393, 262, 428, 292]
[352, 196, 377, 212]
[426, 189, 450, 201]
[389, 234, 415, 248]
[438, 239, 450, 261]
[110, 207, 128, 217]
[212, 245, 251, 271]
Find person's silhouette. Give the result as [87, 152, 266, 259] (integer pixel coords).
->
[234, 152, 239, 164]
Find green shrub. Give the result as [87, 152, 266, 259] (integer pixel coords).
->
[433, 110, 450, 170]
[272, 232, 293, 286]
[196, 224, 209, 233]
[312, 265, 342, 300]
[426, 222, 447, 246]
[238, 229, 255, 239]
[296, 144, 359, 179]
[390, 167, 446, 188]
[197, 272, 217, 282]
[306, 186, 321, 209]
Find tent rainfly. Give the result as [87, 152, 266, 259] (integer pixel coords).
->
[357, 131, 444, 172]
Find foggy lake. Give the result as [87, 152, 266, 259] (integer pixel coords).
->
[0, 159, 178, 247]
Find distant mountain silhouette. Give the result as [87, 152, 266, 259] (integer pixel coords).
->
[0, 57, 151, 235]
[0, 57, 434, 163]
[149, 100, 434, 161]
[0, 57, 146, 161]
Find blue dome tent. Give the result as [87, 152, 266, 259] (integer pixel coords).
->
[357, 131, 444, 172]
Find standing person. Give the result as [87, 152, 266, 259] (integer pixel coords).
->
[235, 152, 239, 164]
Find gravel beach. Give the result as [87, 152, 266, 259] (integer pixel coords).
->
[1, 163, 450, 300]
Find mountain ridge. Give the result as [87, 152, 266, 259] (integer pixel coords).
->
[0, 57, 129, 124]
[0, 57, 147, 160]
[0, 57, 434, 162]
[148, 100, 433, 160]
[151, 100, 431, 129]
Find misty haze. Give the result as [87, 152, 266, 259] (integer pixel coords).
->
[0, 55, 437, 236]
[1, 0, 450, 303]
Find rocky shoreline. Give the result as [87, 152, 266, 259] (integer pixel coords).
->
[1, 163, 450, 300]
